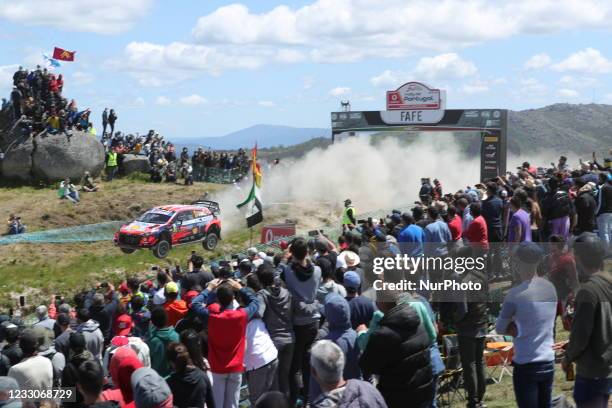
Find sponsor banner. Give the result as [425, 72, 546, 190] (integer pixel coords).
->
[380, 109, 445, 125]
[386, 82, 445, 110]
[261, 223, 296, 244]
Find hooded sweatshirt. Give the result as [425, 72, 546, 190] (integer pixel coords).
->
[77, 319, 104, 360]
[166, 367, 214, 408]
[62, 349, 95, 408]
[321, 294, 361, 380]
[147, 327, 179, 377]
[257, 285, 294, 347]
[565, 271, 612, 379]
[163, 299, 188, 327]
[101, 347, 143, 407]
[282, 261, 322, 326]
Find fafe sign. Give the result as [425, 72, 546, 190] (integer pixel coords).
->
[260, 223, 296, 244]
[383, 82, 446, 125]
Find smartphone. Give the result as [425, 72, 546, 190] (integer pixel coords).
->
[55, 295, 62, 303]
[231, 254, 239, 260]
[19, 296, 25, 307]
[307, 230, 319, 236]
[357, 219, 367, 224]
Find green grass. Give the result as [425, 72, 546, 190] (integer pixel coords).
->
[0, 224, 263, 310]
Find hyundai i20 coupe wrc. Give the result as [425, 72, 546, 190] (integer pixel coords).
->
[114, 201, 221, 259]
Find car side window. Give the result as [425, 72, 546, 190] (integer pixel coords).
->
[176, 210, 195, 223]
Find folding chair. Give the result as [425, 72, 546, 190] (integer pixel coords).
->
[484, 335, 514, 383]
[437, 334, 466, 407]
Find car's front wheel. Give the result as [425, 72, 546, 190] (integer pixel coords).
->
[153, 239, 171, 258]
[120, 248, 135, 254]
[203, 232, 218, 251]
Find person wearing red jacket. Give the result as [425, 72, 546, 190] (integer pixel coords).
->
[191, 277, 259, 408]
[49, 74, 59, 94]
[112, 303, 133, 338]
[162, 282, 188, 327]
[466, 202, 489, 251]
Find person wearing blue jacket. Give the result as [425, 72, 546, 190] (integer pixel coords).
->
[310, 293, 361, 402]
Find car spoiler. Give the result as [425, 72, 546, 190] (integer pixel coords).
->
[193, 200, 221, 216]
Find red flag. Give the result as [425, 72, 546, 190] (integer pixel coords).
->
[52, 47, 75, 62]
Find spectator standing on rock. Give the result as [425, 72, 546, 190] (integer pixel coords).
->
[108, 109, 117, 136]
[102, 108, 108, 136]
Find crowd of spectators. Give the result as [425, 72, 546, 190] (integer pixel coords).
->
[102, 127, 250, 184]
[0, 154, 610, 408]
[1, 66, 94, 139]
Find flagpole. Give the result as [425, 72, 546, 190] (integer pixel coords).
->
[249, 227, 253, 247]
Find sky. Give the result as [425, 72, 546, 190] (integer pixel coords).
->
[2, 0, 612, 139]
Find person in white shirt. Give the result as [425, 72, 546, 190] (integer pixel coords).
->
[7, 329, 53, 390]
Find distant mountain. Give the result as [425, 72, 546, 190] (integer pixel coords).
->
[174, 124, 329, 151]
[507, 103, 612, 155]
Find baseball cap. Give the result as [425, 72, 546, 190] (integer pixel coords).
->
[164, 282, 178, 295]
[131, 367, 174, 408]
[33, 326, 54, 352]
[279, 240, 289, 250]
[247, 247, 258, 256]
[119, 282, 130, 294]
[343, 271, 361, 291]
[515, 242, 544, 264]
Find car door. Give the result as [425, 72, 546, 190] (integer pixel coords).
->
[173, 210, 196, 244]
[193, 209, 213, 241]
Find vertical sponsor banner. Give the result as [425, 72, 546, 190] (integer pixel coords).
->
[481, 131, 501, 180]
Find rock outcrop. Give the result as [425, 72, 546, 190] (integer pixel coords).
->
[1, 130, 105, 182]
[121, 154, 150, 175]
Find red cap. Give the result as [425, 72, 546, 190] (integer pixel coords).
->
[279, 240, 288, 250]
[118, 282, 130, 294]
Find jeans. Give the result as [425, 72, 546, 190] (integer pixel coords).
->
[276, 342, 295, 398]
[290, 321, 319, 404]
[512, 360, 554, 408]
[596, 213, 612, 250]
[573, 375, 612, 408]
[211, 372, 242, 408]
[458, 336, 486, 408]
[106, 165, 118, 181]
[487, 228, 504, 278]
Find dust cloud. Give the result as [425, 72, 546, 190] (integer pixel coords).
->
[211, 133, 482, 231]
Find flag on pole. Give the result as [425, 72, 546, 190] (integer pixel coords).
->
[237, 144, 263, 228]
[42, 54, 61, 69]
[52, 47, 76, 62]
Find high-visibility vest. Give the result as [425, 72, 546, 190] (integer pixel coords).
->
[107, 152, 118, 167]
[342, 206, 355, 225]
[89, 126, 97, 136]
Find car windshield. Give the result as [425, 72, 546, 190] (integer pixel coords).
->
[136, 212, 172, 224]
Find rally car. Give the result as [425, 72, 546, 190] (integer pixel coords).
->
[114, 201, 221, 259]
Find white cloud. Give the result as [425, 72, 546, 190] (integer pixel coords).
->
[155, 96, 171, 106]
[553, 48, 612, 73]
[113, 41, 305, 86]
[370, 53, 476, 89]
[524, 53, 551, 70]
[460, 82, 489, 94]
[71, 71, 94, 85]
[370, 70, 401, 87]
[258, 100, 276, 107]
[557, 88, 579, 97]
[329, 86, 351, 97]
[190, 0, 612, 63]
[0, 0, 151, 34]
[413, 53, 477, 80]
[520, 77, 547, 95]
[303, 75, 315, 90]
[179, 94, 208, 106]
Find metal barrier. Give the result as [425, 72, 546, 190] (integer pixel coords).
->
[192, 166, 246, 184]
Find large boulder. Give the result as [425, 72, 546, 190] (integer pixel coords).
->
[0, 135, 33, 181]
[121, 154, 150, 175]
[1, 131, 105, 182]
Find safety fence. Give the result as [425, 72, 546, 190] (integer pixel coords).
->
[0, 221, 124, 245]
[191, 166, 246, 184]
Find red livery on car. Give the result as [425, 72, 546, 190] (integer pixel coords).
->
[114, 201, 221, 259]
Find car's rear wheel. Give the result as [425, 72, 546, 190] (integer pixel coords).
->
[203, 232, 218, 251]
[120, 248, 135, 254]
[153, 239, 171, 258]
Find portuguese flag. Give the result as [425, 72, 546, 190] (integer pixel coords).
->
[237, 144, 263, 228]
